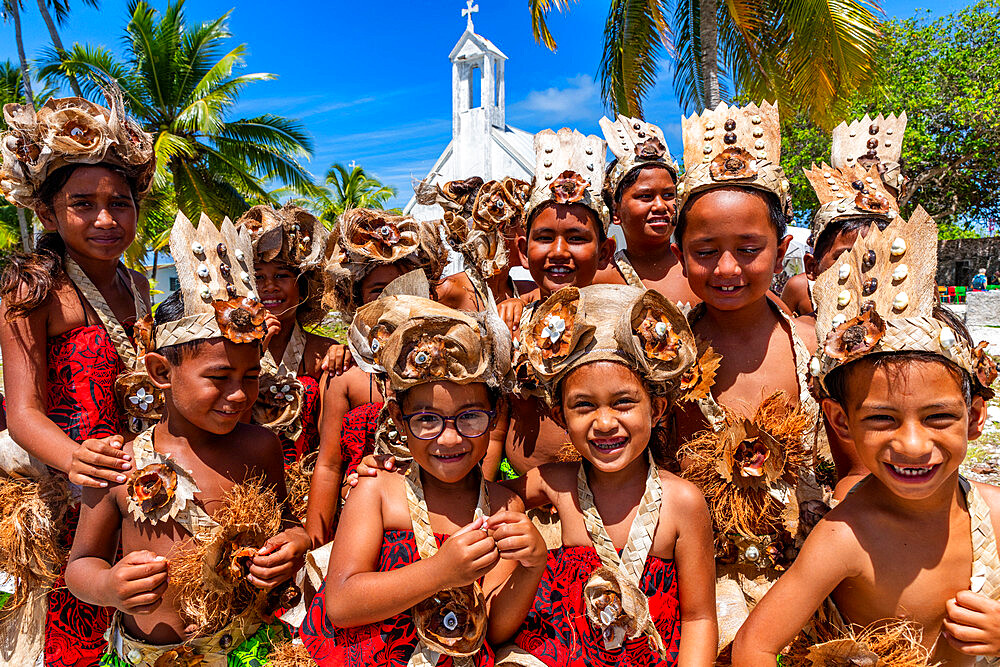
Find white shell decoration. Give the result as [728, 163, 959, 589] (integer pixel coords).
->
[196, 264, 210, 280]
[754, 139, 765, 149]
[235, 249, 246, 262]
[809, 356, 821, 377]
[892, 292, 909, 310]
[832, 314, 847, 327]
[939, 326, 956, 348]
[240, 271, 251, 284]
[837, 290, 852, 307]
[892, 264, 908, 281]
[890, 238, 907, 257]
[190, 241, 205, 255]
[838, 264, 851, 280]
[246, 291, 257, 301]
[199, 286, 212, 300]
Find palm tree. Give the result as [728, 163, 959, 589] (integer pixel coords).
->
[34, 0, 100, 97]
[2, 1, 35, 109]
[529, 0, 883, 128]
[308, 163, 398, 225]
[38, 0, 317, 226]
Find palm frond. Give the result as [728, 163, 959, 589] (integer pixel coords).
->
[599, 0, 672, 116]
[528, 0, 578, 51]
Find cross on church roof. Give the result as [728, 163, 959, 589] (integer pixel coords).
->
[462, 0, 479, 31]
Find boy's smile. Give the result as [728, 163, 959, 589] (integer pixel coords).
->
[674, 188, 789, 312]
[824, 357, 986, 502]
[520, 203, 612, 297]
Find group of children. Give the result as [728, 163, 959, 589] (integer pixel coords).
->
[0, 89, 997, 667]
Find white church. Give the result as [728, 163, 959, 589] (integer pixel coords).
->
[404, 2, 534, 220]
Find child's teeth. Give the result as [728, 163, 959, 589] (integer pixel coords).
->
[891, 464, 931, 477]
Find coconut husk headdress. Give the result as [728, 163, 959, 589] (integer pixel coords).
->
[600, 114, 678, 200]
[236, 204, 332, 326]
[804, 163, 900, 246]
[348, 289, 511, 393]
[414, 176, 530, 280]
[810, 207, 997, 398]
[676, 101, 791, 219]
[831, 112, 908, 197]
[517, 284, 698, 404]
[525, 128, 610, 233]
[1, 88, 155, 208]
[327, 208, 447, 321]
[151, 212, 266, 350]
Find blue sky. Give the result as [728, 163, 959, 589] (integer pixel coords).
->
[1, 0, 973, 208]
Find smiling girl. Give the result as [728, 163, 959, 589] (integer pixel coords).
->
[594, 115, 698, 306]
[301, 294, 545, 666]
[0, 94, 156, 665]
[501, 284, 717, 666]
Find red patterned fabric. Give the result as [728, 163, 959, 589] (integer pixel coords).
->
[513, 545, 681, 667]
[44, 325, 124, 667]
[301, 529, 494, 667]
[281, 374, 321, 466]
[340, 402, 382, 479]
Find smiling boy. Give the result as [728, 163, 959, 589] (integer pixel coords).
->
[732, 207, 1000, 665]
[499, 128, 615, 476]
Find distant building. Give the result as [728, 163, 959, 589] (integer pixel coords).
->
[146, 262, 179, 305]
[404, 3, 534, 220]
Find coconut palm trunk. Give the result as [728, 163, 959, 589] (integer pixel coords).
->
[7, 1, 35, 107]
[699, 0, 720, 110]
[35, 0, 84, 97]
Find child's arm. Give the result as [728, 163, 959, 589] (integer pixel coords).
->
[731, 517, 858, 666]
[502, 462, 559, 510]
[482, 488, 547, 644]
[483, 399, 510, 481]
[0, 299, 131, 486]
[324, 476, 499, 627]
[670, 480, 718, 666]
[65, 485, 168, 613]
[304, 373, 352, 547]
[248, 427, 309, 590]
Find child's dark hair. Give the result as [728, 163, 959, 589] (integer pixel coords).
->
[810, 216, 890, 262]
[152, 291, 206, 364]
[525, 201, 607, 243]
[825, 306, 977, 407]
[674, 186, 788, 251]
[602, 161, 676, 212]
[0, 163, 140, 320]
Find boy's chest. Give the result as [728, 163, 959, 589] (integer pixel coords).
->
[698, 324, 801, 415]
[834, 523, 973, 640]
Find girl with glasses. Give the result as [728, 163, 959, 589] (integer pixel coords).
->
[301, 294, 546, 667]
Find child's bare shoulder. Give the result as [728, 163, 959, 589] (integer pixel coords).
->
[303, 331, 335, 376]
[657, 468, 709, 512]
[793, 314, 818, 353]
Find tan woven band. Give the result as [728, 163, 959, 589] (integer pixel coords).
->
[64, 257, 146, 370]
[614, 250, 645, 289]
[152, 312, 222, 349]
[107, 610, 258, 666]
[577, 455, 661, 583]
[261, 323, 306, 377]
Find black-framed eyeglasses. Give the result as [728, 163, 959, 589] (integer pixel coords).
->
[400, 409, 496, 440]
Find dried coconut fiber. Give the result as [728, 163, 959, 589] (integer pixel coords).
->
[168, 478, 284, 636]
[284, 451, 317, 523]
[782, 618, 937, 667]
[0, 474, 69, 623]
[265, 639, 315, 667]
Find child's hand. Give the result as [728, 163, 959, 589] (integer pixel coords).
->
[262, 312, 282, 349]
[496, 298, 525, 337]
[344, 455, 406, 498]
[485, 510, 547, 570]
[248, 529, 310, 590]
[321, 344, 355, 376]
[69, 435, 132, 488]
[106, 550, 168, 614]
[943, 590, 1000, 656]
[433, 517, 499, 588]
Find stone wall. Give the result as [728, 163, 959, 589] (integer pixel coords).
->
[937, 237, 1000, 286]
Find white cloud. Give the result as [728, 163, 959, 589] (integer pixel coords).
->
[514, 74, 601, 122]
